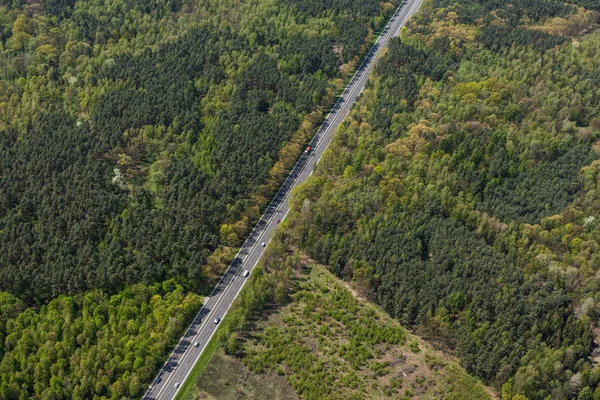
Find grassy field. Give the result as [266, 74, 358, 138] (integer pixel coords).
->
[186, 263, 491, 400]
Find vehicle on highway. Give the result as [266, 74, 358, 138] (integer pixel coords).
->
[141, 3, 421, 396]
[194, 342, 199, 347]
[174, 382, 179, 388]
[154, 378, 161, 384]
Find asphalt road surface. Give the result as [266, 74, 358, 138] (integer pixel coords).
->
[145, 0, 424, 398]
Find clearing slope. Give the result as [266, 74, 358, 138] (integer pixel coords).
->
[189, 263, 490, 400]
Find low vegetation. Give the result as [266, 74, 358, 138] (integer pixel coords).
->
[196, 0, 600, 399]
[0, 0, 396, 395]
[0, 0, 396, 300]
[189, 262, 489, 400]
[280, 0, 600, 398]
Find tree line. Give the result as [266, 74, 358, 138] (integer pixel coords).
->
[277, 0, 600, 398]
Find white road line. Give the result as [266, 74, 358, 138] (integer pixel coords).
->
[146, 1, 422, 398]
[199, 0, 417, 359]
[161, 1, 422, 394]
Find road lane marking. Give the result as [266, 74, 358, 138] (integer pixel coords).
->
[148, 2, 421, 398]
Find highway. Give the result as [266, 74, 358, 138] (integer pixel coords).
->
[144, 0, 423, 398]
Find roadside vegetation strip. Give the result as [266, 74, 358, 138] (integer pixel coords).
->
[187, 253, 491, 399]
[174, 317, 224, 400]
[207, 1, 398, 260]
[173, 263, 274, 400]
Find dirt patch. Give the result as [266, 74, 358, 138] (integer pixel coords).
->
[194, 263, 493, 400]
[193, 352, 297, 400]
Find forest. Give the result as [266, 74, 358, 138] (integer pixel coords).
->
[0, 0, 395, 397]
[0, 0, 394, 300]
[0, 281, 201, 399]
[191, 255, 489, 399]
[203, 0, 600, 399]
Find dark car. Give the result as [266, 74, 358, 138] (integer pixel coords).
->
[154, 377, 161, 385]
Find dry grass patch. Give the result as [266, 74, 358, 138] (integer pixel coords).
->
[191, 352, 297, 400]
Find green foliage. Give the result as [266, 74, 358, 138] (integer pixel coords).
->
[0, 282, 202, 399]
[281, 0, 600, 399]
[431, 0, 576, 24]
[224, 257, 489, 399]
[409, 341, 420, 353]
[476, 25, 567, 53]
[0, 0, 394, 300]
[195, 223, 487, 399]
[42, 0, 76, 19]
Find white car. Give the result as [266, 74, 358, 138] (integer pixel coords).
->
[194, 342, 199, 347]
[243, 270, 249, 277]
[214, 317, 221, 324]
[261, 242, 266, 247]
[174, 382, 179, 388]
